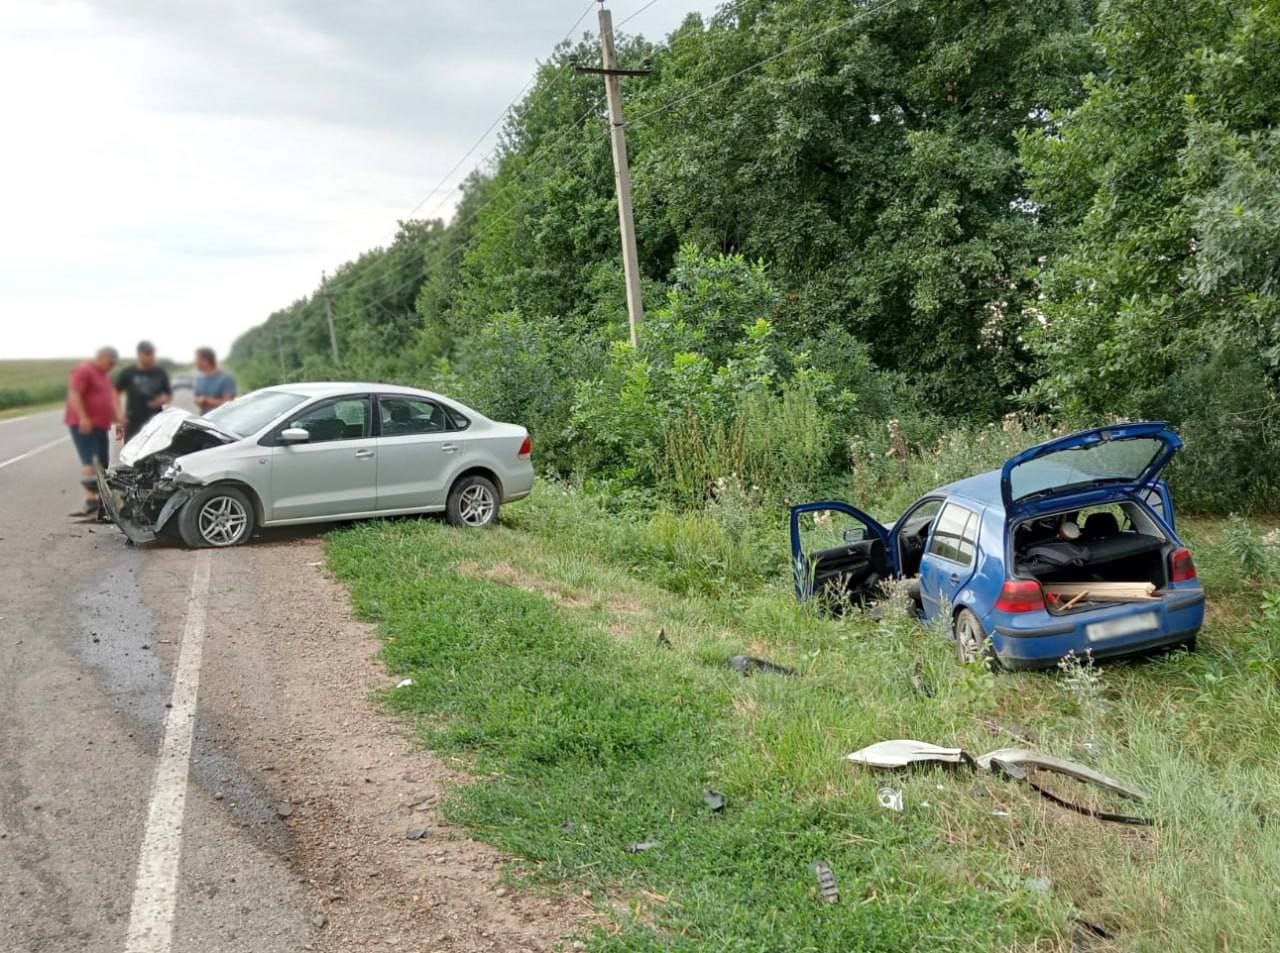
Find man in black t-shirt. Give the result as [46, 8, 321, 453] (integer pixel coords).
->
[115, 340, 173, 442]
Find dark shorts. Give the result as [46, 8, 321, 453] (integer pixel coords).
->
[69, 426, 110, 468]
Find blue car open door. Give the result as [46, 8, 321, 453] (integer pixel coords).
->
[790, 501, 896, 606]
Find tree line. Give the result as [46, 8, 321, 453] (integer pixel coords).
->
[229, 0, 1280, 512]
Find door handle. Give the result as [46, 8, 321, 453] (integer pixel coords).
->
[440, 443, 459, 453]
[355, 449, 375, 459]
[949, 572, 961, 582]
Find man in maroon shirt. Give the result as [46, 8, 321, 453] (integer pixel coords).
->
[65, 346, 121, 515]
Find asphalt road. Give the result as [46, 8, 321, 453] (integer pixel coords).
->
[0, 400, 314, 953]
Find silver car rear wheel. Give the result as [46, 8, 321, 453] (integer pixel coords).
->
[446, 475, 500, 528]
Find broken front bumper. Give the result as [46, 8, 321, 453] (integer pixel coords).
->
[96, 465, 192, 545]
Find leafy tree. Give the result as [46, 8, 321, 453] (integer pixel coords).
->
[1022, 0, 1280, 417]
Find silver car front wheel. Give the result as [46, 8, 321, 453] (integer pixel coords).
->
[179, 485, 256, 548]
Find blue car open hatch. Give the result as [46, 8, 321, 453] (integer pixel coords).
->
[1000, 422, 1182, 518]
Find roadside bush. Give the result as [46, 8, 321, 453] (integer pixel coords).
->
[450, 311, 607, 473]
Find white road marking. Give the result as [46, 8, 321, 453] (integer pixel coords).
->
[0, 435, 68, 471]
[123, 551, 213, 953]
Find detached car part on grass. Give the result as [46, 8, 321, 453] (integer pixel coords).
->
[98, 383, 535, 548]
[791, 422, 1205, 668]
[847, 739, 1151, 825]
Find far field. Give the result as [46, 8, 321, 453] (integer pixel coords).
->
[0, 358, 77, 414]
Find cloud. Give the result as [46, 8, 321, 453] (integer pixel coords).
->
[2, 0, 718, 360]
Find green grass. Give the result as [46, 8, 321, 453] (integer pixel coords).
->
[0, 358, 77, 412]
[327, 487, 1280, 952]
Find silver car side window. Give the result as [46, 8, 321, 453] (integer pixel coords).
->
[290, 397, 370, 443]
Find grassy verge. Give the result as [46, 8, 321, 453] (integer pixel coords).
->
[327, 487, 1280, 952]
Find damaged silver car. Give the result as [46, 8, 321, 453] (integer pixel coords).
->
[97, 383, 534, 547]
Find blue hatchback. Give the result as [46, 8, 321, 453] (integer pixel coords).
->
[790, 423, 1205, 668]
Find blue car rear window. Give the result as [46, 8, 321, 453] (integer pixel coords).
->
[1010, 438, 1164, 501]
[929, 504, 978, 565]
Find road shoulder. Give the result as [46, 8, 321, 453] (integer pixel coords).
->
[196, 535, 585, 953]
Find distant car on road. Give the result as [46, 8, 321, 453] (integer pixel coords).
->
[171, 371, 194, 390]
[98, 382, 532, 547]
[791, 423, 1204, 668]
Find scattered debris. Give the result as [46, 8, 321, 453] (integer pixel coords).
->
[405, 827, 430, 841]
[656, 628, 672, 649]
[876, 786, 904, 812]
[275, 802, 294, 819]
[727, 654, 795, 677]
[847, 739, 972, 769]
[848, 739, 1152, 825]
[810, 860, 839, 904]
[1023, 876, 1052, 895]
[703, 789, 726, 814]
[1072, 916, 1113, 942]
[395, 678, 414, 689]
[908, 661, 933, 698]
[975, 748, 1149, 802]
[311, 913, 328, 930]
[625, 840, 659, 853]
[986, 756, 1152, 826]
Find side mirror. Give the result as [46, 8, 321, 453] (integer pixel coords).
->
[280, 427, 310, 443]
[843, 527, 868, 544]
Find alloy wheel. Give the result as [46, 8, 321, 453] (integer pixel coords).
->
[198, 495, 249, 546]
[458, 484, 495, 526]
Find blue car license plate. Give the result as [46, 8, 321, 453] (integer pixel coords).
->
[1087, 611, 1158, 642]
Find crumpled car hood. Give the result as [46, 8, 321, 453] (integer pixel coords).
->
[120, 407, 235, 466]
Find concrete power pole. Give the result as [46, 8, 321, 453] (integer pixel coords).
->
[321, 270, 340, 365]
[577, 3, 648, 347]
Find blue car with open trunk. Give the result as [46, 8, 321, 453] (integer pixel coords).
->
[790, 422, 1205, 668]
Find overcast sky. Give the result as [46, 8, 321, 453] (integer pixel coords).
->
[1, 0, 718, 362]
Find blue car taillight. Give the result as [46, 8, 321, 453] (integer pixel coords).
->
[995, 579, 1046, 613]
[1170, 547, 1197, 582]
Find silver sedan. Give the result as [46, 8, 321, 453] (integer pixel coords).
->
[98, 382, 533, 547]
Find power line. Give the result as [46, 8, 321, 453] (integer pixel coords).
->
[301, 0, 915, 337]
[321, 0, 598, 300]
[402, 0, 596, 224]
[333, 99, 610, 321]
[616, 0, 663, 29]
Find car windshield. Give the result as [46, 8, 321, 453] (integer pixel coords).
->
[204, 389, 307, 437]
[1009, 437, 1164, 501]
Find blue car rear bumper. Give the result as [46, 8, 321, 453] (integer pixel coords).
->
[988, 587, 1205, 669]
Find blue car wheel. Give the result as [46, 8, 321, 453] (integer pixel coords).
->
[954, 609, 998, 670]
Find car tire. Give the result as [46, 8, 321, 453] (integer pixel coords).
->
[178, 485, 256, 548]
[446, 474, 500, 528]
[954, 608, 997, 669]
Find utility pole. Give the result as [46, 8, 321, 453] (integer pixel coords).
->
[321, 270, 340, 365]
[577, 3, 649, 346]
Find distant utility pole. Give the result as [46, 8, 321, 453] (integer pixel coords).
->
[321, 270, 340, 364]
[576, 2, 649, 346]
